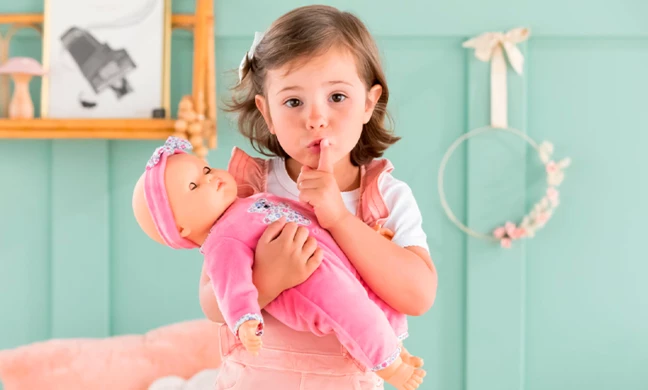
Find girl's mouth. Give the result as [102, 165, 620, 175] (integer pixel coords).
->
[307, 139, 324, 152]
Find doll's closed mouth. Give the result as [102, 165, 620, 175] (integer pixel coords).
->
[212, 178, 224, 190]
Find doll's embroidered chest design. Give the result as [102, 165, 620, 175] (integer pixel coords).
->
[248, 198, 312, 226]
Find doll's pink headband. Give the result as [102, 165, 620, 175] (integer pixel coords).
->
[144, 136, 199, 249]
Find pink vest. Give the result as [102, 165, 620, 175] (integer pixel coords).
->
[227, 147, 394, 233]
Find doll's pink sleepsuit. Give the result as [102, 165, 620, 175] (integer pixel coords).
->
[201, 192, 408, 372]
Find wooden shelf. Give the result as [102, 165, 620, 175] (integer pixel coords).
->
[0, 13, 199, 27]
[0, 118, 177, 139]
[0, 0, 216, 158]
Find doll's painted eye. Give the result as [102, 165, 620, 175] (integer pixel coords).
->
[189, 182, 197, 190]
[203, 166, 211, 174]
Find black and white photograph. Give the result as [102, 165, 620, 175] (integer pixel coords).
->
[41, 0, 169, 118]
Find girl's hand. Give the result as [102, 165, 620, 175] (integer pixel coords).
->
[297, 139, 351, 229]
[253, 217, 323, 299]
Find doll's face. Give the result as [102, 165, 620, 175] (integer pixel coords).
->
[164, 153, 238, 236]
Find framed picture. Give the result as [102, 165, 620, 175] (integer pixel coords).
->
[41, 0, 171, 119]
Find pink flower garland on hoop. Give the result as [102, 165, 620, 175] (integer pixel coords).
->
[492, 141, 571, 248]
[437, 127, 571, 249]
[438, 28, 571, 249]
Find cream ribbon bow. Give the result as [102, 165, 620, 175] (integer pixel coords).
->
[238, 31, 265, 82]
[463, 27, 530, 128]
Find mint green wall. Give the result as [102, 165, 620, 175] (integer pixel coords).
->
[1, 1, 647, 390]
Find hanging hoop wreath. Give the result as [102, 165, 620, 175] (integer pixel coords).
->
[440, 27, 572, 248]
[437, 126, 571, 248]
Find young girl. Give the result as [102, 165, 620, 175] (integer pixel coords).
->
[199, 5, 438, 389]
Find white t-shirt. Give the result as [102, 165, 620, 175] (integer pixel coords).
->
[266, 157, 430, 252]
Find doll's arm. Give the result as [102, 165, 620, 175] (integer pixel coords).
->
[204, 237, 264, 337]
[199, 264, 224, 323]
[199, 263, 276, 324]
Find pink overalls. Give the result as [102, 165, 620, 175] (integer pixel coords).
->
[213, 148, 401, 390]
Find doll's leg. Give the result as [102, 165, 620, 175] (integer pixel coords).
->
[400, 344, 424, 368]
[362, 286, 423, 368]
[267, 262, 425, 390]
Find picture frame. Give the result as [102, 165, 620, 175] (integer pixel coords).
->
[0, 0, 216, 159]
[40, 0, 171, 119]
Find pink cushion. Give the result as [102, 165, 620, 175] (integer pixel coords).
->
[0, 319, 222, 390]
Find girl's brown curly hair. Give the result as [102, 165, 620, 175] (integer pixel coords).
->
[223, 5, 400, 166]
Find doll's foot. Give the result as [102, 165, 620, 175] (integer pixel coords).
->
[238, 320, 262, 356]
[400, 346, 424, 368]
[375, 356, 426, 390]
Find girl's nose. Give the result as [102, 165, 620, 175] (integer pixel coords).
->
[306, 103, 328, 130]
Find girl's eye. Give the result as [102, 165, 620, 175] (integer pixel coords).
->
[189, 182, 197, 190]
[203, 166, 211, 174]
[330, 93, 346, 103]
[284, 98, 302, 108]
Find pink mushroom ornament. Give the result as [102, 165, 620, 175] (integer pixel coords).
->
[0, 57, 46, 119]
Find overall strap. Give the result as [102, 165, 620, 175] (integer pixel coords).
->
[357, 158, 394, 237]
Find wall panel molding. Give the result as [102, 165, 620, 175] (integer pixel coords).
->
[50, 140, 111, 338]
[464, 45, 528, 390]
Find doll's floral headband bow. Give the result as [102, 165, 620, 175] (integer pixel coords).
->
[238, 31, 265, 82]
[146, 136, 192, 169]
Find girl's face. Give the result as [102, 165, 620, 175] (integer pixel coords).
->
[255, 46, 382, 170]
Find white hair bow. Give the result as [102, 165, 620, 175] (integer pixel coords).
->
[238, 31, 265, 82]
[463, 27, 530, 128]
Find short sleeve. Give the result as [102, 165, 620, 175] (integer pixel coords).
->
[378, 174, 430, 253]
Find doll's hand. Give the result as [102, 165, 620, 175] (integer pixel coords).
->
[238, 320, 262, 356]
[254, 218, 324, 298]
[297, 139, 352, 229]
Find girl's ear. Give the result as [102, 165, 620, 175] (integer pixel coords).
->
[255, 94, 275, 134]
[363, 84, 383, 124]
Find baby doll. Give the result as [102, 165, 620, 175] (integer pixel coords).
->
[132, 137, 426, 390]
